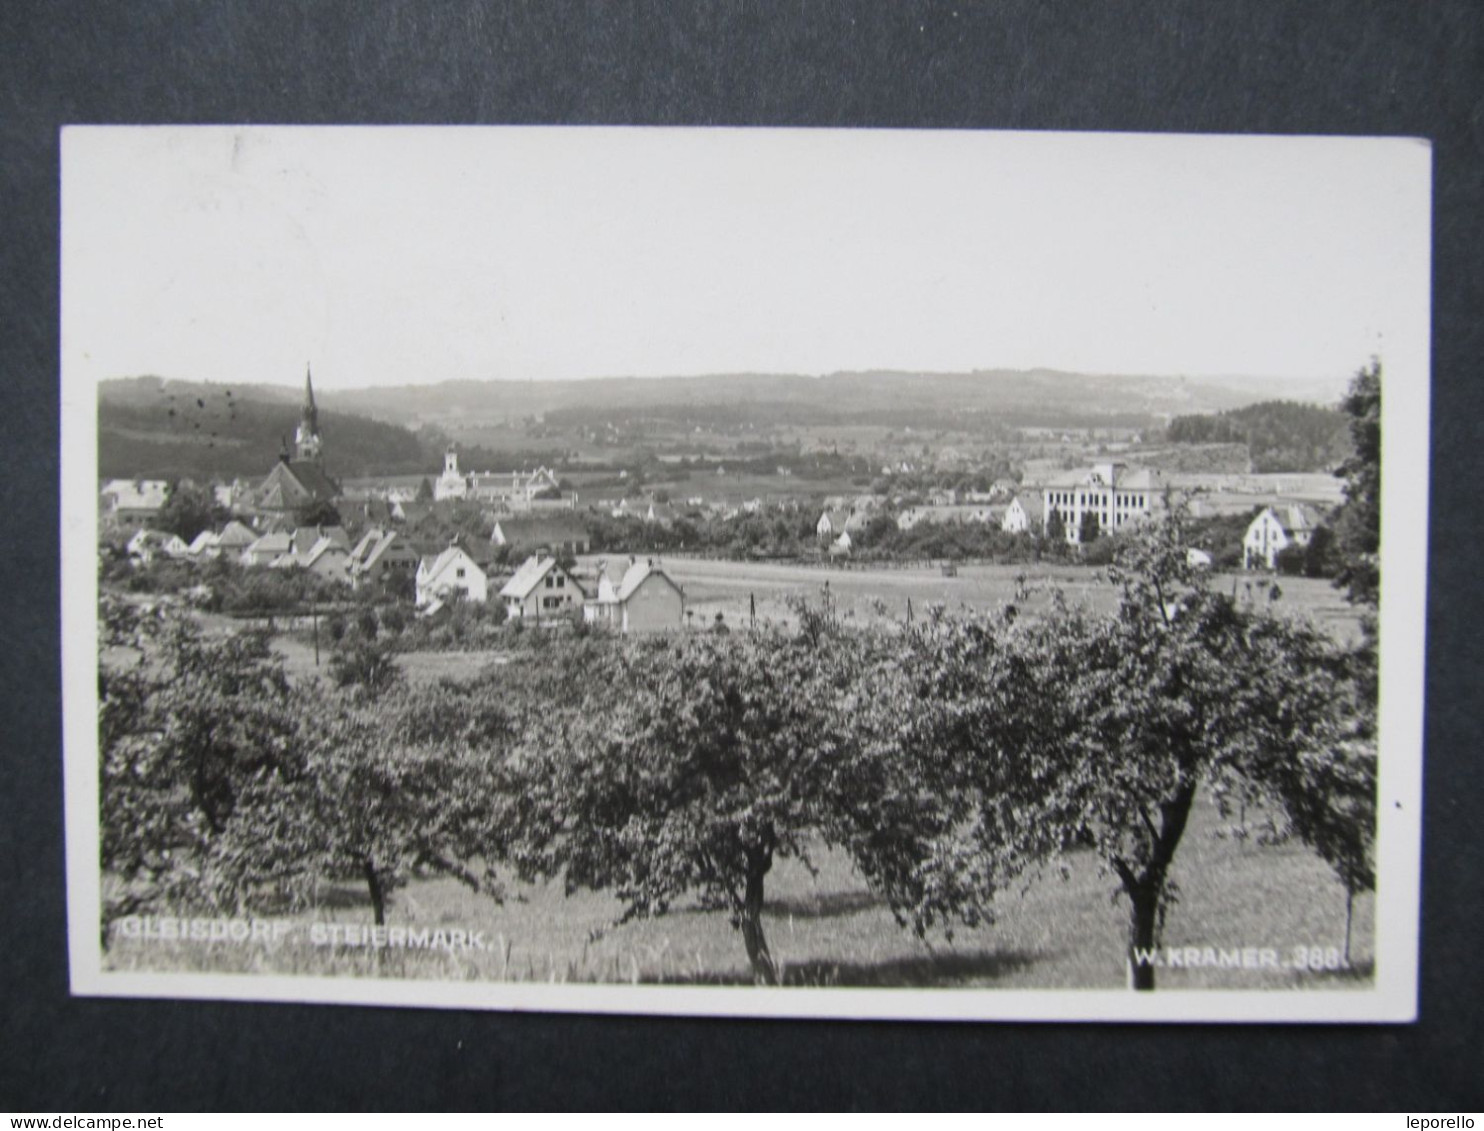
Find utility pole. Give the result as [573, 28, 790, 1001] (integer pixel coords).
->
[312, 603, 320, 667]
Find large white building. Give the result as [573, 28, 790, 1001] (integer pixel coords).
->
[1041, 463, 1163, 544]
[435, 449, 563, 508]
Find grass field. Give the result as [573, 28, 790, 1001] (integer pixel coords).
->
[103, 791, 1372, 990]
[587, 556, 1367, 644]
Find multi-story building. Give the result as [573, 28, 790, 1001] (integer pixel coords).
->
[1041, 463, 1163, 544]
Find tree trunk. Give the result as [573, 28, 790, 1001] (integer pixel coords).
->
[363, 857, 386, 926]
[1343, 885, 1354, 968]
[1120, 780, 1198, 992]
[1127, 883, 1160, 991]
[739, 845, 777, 986]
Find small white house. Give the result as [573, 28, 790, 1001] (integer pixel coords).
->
[498, 554, 585, 621]
[1001, 494, 1041, 535]
[185, 529, 220, 558]
[415, 544, 488, 607]
[126, 529, 189, 564]
[584, 558, 684, 633]
[1243, 505, 1321, 570]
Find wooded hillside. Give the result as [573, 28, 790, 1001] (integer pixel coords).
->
[1165, 400, 1351, 473]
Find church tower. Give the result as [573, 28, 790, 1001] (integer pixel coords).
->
[295, 363, 323, 463]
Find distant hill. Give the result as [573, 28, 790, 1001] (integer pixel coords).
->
[98, 378, 430, 481]
[97, 369, 1351, 478]
[1165, 400, 1352, 474]
[318, 369, 1349, 430]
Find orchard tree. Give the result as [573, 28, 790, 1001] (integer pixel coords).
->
[516, 618, 977, 986]
[293, 686, 516, 925]
[99, 599, 301, 930]
[516, 632, 843, 983]
[891, 519, 1374, 990]
[1049, 520, 1369, 988]
[1331, 359, 1381, 607]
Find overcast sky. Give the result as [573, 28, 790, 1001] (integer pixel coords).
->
[61, 126, 1431, 392]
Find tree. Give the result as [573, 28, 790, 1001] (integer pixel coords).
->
[518, 616, 974, 985]
[295, 499, 343, 528]
[1077, 509, 1101, 545]
[1331, 360, 1381, 606]
[99, 599, 302, 931]
[1045, 506, 1066, 544]
[415, 476, 435, 502]
[156, 481, 220, 542]
[1044, 521, 1369, 988]
[293, 686, 515, 925]
[516, 633, 841, 983]
[883, 519, 1373, 990]
[328, 637, 404, 696]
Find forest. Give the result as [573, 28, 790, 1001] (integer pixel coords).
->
[1165, 400, 1352, 473]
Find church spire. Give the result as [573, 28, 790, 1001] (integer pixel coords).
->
[295, 362, 323, 463]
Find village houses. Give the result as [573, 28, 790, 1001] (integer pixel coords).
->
[1243, 504, 1322, 570]
[101, 479, 170, 527]
[1001, 492, 1042, 535]
[416, 541, 490, 609]
[126, 528, 189, 564]
[584, 558, 685, 633]
[490, 515, 591, 557]
[347, 528, 420, 591]
[498, 555, 586, 621]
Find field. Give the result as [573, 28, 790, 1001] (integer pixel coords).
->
[587, 556, 1368, 644]
[103, 793, 1373, 990]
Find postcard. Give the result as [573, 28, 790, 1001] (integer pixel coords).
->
[62, 126, 1430, 1021]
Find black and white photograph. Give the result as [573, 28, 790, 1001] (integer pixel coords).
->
[61, 125, 1430, 1022]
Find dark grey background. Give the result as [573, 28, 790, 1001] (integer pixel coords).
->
[3, 0, 1480, 1111]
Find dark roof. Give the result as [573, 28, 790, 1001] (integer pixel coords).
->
[495, 515, 590, 546]
[281, 461, 340, 500]
[256, 459, 340, 510]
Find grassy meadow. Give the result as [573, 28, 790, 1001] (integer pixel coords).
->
[103, 792, 1372, 990]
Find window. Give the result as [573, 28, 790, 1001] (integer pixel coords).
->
[545, 576, 554, 588]
[456, 568, 465, 578]
[556, 575, 565, 588]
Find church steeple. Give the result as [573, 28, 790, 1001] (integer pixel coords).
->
[295, 363, 322, 463]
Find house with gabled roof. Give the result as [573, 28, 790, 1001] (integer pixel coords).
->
[1002, 493, 1042, 535]
[498, 554, 586, 621]
[300, 537, 351, 584]
[415, 542, 489, 608]
[349, 528, 421, 591]
[896, 504, 1002, 531]
[292, 525, 350, 560]
[490, 515, 591, 556]
[101, 479, 171, 526]
[816, 507, 853, 539]
[241, 531, 294, 568]
[185, 529, 220, 558]
[215, 520, 259, 554]
[126, 528, 189, 564]
[1243, 504, 1323, 570]
[584, 557, 684, 633]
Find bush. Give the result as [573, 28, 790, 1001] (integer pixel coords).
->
[327, 638, 404, 693]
